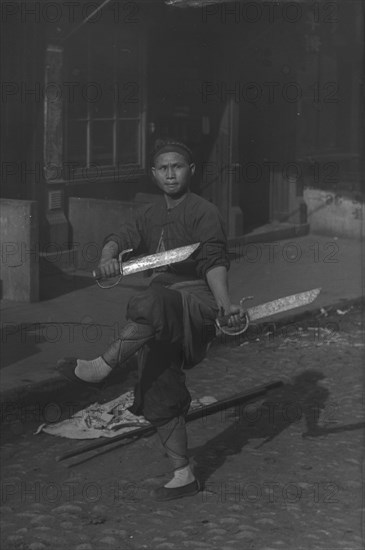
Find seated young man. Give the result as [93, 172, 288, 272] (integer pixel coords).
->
[57, 139, 245, 500]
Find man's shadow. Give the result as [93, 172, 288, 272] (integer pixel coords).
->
[191, 369, 363, 487]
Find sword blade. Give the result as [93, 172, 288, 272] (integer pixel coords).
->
[247, 288, 321, 321]
[121, 243, 200, 276]
[216, 288, 321, 327]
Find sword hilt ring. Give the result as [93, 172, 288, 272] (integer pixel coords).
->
[96, 248, 133, 289]
[215, 312, 250, 336]
[215, 296, 254, 336]
[215, 312, 249, 336]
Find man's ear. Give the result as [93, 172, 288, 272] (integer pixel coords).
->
[151, 167, 156, 180]
[190, 163, 196, 176]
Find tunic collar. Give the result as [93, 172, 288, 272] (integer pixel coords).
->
[164, 192, 190, 210]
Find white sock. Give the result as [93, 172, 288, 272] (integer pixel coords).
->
[74, 357, 112, 383]
[164, 465, 195, 489]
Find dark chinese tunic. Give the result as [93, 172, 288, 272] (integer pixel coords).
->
[104, 192, 230, 282]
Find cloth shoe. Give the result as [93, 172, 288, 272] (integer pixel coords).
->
[56, 358, 107, 389]
[152, 478, 200, 501]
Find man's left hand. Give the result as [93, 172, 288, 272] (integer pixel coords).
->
[224, 304, 247, 328]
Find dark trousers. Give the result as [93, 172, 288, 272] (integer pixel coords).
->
[103, 283, 191, 426]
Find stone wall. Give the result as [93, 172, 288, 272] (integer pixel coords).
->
[0, 199, 39, 301]
[304, 188, 364, 239]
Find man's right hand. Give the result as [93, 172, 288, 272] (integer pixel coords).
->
[97, 241, 120, 279]
[97, 258, 121, 279]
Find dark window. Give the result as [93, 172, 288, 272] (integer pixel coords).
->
[64, 25, 145, 178]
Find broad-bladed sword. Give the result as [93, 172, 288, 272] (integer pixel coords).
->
[92, 243, 321, 334]
[92, 243, 200, 280]
[216, 289, 321, 335]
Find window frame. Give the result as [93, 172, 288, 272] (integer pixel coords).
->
[63, 26, 147, 184]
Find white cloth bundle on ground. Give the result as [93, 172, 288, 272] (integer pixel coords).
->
[35, 390, 217, 440]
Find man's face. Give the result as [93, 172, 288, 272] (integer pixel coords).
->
[152, 152, 195, 198]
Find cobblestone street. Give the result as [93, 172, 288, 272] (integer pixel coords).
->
[1, 305, 364, 550]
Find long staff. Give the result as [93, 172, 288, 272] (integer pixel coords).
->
[56, 380, 284, 465]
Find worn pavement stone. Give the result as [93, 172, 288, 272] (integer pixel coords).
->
[0, 307, 363, 549]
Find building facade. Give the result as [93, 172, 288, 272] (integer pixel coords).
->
[1, 0, 363, 300]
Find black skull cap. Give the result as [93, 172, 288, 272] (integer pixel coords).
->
[151, 139, 193, 165]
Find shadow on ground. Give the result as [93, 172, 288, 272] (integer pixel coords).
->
[192, 370, 332, 486]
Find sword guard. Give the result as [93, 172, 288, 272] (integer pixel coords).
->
[216, 312, 249, 336]
[240, 296, 254, 305]
[118, 248, 134, 276]
[215, 296, 253, 336]
[94, 248, 134, 289]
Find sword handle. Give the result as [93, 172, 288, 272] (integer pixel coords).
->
[92, 267, 104, 280]
[215, 296, 253, 336]
[216, 295, 254, 325]
[92, 263, 121, 280]
[215, 312, 249, 337]
[215, 313, 232, 327]
[92, 249, 133, 280]
[216, 311, 249, 328]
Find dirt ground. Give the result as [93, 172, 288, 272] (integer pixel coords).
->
[1, 304, 364, 550]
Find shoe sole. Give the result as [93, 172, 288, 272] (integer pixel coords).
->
[152, 480, 201, 501]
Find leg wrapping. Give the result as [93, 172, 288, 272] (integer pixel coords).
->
[156, 416, 189, 470]
[102, 321, 155, 369]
